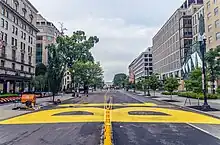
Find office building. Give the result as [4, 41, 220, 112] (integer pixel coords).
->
[0, 0, 38, 93]
[128, 47, 153, 82]
[36, 14, 60, 65]
[204, 0, 220, 50]
[192, 5, 205, 42]
[152, 0, 203, 80]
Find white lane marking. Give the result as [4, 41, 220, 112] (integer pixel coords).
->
[187, 123, 220, 140]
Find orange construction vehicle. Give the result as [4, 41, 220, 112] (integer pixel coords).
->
[21, 92, 36, 108]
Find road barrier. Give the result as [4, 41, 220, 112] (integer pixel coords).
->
[0, 97, 21, 104]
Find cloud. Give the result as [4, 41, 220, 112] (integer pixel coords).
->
[29, 0, 184, 81]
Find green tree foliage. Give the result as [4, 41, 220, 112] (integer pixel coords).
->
[139, 77, 150, 95]
[113, 73, 127, 87]
[47, 44, 65, 102]
[149, 74, 160, 96]
[164, 77, 179, 100]
[205, 46, 220, 94]
[33, 75, 47, 91]
[185, 68, 203, 93]
[71, 61, 103, 88]
[56, 30, 99, 67]
[35, 63, 47, 76]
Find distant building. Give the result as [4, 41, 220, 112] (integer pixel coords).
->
[36, 14, 60, 65]
[128, 47, 153, 81]
[105, 82, 113, 87]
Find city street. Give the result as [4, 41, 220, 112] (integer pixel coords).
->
[0, 90, 220, 145]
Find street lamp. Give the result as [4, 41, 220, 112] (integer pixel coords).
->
[145, 69, 151, 96]
[198, 14, 210, 110]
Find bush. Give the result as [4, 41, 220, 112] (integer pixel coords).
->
[162, 91, 220, 99]
[161, 92, 178, 95]
[177, 92, 219, 100]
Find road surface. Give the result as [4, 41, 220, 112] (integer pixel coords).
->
[0, 90, 220, 145]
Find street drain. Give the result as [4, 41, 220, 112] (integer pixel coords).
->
[128, 111, 170, 116]
[53, 111, 94, 116]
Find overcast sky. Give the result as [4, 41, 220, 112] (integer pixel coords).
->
[29, 0, 184, 82]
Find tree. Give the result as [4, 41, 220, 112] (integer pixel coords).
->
[47, 44, 65, 102]
[33, 75, 47, 91]
[205, 46, 220, 94]
[164, 77, 179, 100]
[149, 74, 160, 96]
[139, 77, 150, 96]
[71, 61, 103, 89]
[185, 68, 203, 93]
[113, 73, 127, 87]
[56, 30, 99, 67]
[35, 63, 47, 76]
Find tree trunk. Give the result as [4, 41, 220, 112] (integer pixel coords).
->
[211, 69, 215, 94]
[154, 90, 155, 97]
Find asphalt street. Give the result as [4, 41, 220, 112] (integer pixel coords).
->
[0, 90, 220, 145]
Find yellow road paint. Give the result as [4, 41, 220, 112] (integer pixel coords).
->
[104, 96, 112, 145]
[112, 107, 220, 124]
[0, 107, 104, 124]
[1, 106, 220, 125]
[59, 103, 157, 107]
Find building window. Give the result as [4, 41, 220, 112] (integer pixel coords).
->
[24, 33, 26, 40]
[215, 19, 220, 28]
[214, 0, 217, 4]
[11, 37, 14, 46]
[208, 36, 213, 44]
[216, 32, 220, 40]
[214, 7, 219, 15]
[12, 63, 15, 70]
[29, 67, 31, 73]
[1, 60, 5, 67]
[21, 53, 24, 63]
[1, 18, 4, 28]
[14, 1, 19, 11]
[207, 12, 211, 20]
[36, 36, 43, 40]
[5, 21, 8, 30]
[207, 1, 210, 9]
[21, 65, 24, 71]
[12, 49, 16, 60]
[208, 24, 212, 32]
[144, 54, 148, 57]
[28, 56, 31, 64]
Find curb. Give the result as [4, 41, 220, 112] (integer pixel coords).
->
[127, 91, 220, 119]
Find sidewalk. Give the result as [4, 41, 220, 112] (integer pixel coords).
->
[0, 93, 74, 120]
[133, 90, 220, 118]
